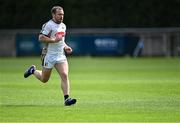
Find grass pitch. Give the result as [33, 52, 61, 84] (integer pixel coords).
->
[0, 57, 180, 122]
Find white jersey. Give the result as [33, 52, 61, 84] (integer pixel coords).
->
[40, 20, 66, 55]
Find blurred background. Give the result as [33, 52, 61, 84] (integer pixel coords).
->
[0, 0, 180, 57]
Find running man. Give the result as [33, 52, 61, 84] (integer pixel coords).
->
[24, 6, 76, 106]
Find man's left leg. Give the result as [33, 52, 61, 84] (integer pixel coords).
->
[55, 61, 76, 106]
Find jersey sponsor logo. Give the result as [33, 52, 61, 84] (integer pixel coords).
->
[55, 31, 65, 37]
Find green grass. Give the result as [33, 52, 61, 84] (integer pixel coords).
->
[0, 57, 180, 122]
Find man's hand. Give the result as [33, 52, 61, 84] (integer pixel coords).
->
[54, 34, 62, 43]
[64, 46, 73, 54]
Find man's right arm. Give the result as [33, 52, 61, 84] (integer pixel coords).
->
[39, 34, 62, 43]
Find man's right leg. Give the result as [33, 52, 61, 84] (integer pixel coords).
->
[24, 65, 52, 83]
[33, 67, 52, 83]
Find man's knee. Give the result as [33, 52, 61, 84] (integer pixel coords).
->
[61, 72, 68, 81]
[41, 78, 49, 83]
[41, 69, 51, 83]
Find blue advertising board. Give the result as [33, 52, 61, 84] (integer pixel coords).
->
[66, 34, 139, 56]
[16, 33, 42, 56]
[16, 33, 139, 56]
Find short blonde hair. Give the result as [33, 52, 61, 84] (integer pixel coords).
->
[51, 6, 63, 14]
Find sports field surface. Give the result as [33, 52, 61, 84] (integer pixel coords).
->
[0, 57, 180, 122]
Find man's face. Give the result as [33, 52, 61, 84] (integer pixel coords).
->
[53, 9, 64, 23]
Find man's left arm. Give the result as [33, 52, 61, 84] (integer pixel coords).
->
[64, 43, 73, 54]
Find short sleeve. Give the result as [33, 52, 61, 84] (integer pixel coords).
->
[40, 22, 51, 36]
